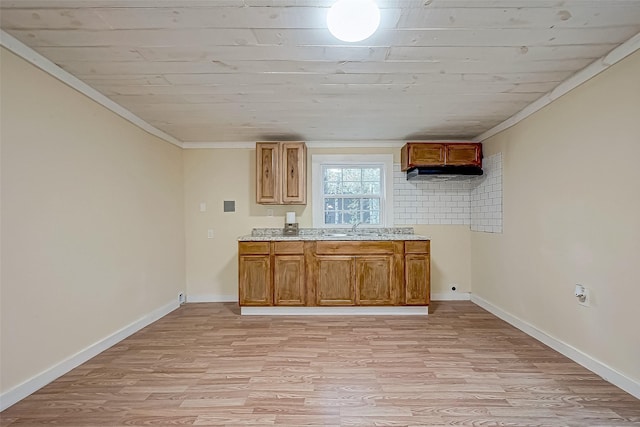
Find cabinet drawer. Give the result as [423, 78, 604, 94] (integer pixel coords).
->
[238, 241, 270, 255]
[274, 241, 304, 254]
[316, 241, 395, 255]
[405, 241, 430, 254]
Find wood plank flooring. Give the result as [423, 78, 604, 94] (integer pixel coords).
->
[1, 302, 638, 426]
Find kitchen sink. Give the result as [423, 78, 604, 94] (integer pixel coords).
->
[323, 232, 388, 238]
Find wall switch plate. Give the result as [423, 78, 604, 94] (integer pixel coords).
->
[207, 229, 214, 239]
[199, 202, 206, 212]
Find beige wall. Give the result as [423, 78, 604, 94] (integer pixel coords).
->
[471, 51, 640, 383]
[183, 147, 472, 300]
[0, 48, 185, 394]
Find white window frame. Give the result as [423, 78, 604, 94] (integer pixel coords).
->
[312, 154, 394, 228]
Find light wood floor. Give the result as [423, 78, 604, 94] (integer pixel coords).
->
[1, 302, 638, 426]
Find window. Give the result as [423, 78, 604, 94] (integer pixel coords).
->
[312, 154, 394, 227]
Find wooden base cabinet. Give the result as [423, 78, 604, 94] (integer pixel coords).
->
[238, 255, 272, 306]
[404, 241, 430, 305]
[273, 255, 305, 305]
[238, 240, 430, 307]
[356, 256, 394, 305]
[273, 241, 306, 306]
[315, 256, 355, 306]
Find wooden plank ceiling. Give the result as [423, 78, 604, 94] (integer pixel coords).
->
[2, 0, 640, 144]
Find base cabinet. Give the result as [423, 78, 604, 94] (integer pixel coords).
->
[404, 241, 430, 305]
[273, 255, 305, 305]
[238, 240, 429, 307]
[238, 255, 272, 305]
[356, 256, 394, 305]
[316, 256, 355, 305]
[405, 255, 430, 305]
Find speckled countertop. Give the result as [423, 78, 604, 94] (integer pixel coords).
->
[238, 227, 430, 241]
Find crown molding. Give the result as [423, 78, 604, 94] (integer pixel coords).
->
[182, 140, 480, 149]
[181, 142, 256, 149]
[0, 30, 183, 148]
[182, 140, 410, 149]
[476, 32, 640, 142]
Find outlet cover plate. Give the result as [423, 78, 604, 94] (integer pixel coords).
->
[578, 288, 592, 307]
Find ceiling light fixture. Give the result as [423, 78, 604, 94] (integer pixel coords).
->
[327, 0, 381, 43]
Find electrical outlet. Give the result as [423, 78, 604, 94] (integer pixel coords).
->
[578, 287, 592, 307]
[267, 208, 274, 216]
[207, 229, 214, 239]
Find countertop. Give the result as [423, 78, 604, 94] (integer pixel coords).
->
[238, 227, 430, 242]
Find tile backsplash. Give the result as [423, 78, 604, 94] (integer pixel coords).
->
[471, 152, 503, 233]
[393, 152, 503, 233]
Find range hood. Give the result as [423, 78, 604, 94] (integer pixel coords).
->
[401, 142, 483, 181]
[406, 165, 483, 181]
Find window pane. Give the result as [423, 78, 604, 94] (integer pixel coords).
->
[342, 211, 357, 224]
[324, 211, 341, 224]
[342, 168, 361, 182]
[324, 198, 338, 211]
[343, 198, 360, 212]
[362, 198, 380, 210]
[362, 168, 380, 181]
[324, 182, 339, 195]
[363, 210, 380, 224]
[324, 168, 342, 182]
[361, 198, 380, 225]
[326, 198, 345, 211]
[341, 181, 362, 195]
[362, 182, 380, 195]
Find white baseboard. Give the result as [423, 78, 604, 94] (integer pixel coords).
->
[0, 299, 179, 411]
[241, 306, 428, 316]
[187, 293, 448, 305]
[470, 294, 640, 399]
[186, 294, 238, 303]
[432, 291, 471, 301]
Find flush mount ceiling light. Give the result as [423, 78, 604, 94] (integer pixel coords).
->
[327, 0, 381, 42]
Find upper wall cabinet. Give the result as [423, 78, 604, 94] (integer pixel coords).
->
[256, 141, 307, 205]
[401, 142, 482, 171]
[444, 143, 482, 166]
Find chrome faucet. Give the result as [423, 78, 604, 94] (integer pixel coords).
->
[351, 221, 361, 233]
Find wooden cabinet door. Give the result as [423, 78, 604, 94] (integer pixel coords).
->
[356, 255, 394, 305]
[239, 255, 272, 306]
[281, 142, 306, 204]
[315, 256, 355, 306]
[256, 142, 280, 204]
[401, 143, 445, 170]
[445, 143, 482, 166]
[274, 255, 305, 305]
[405, 254, 430, 305]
